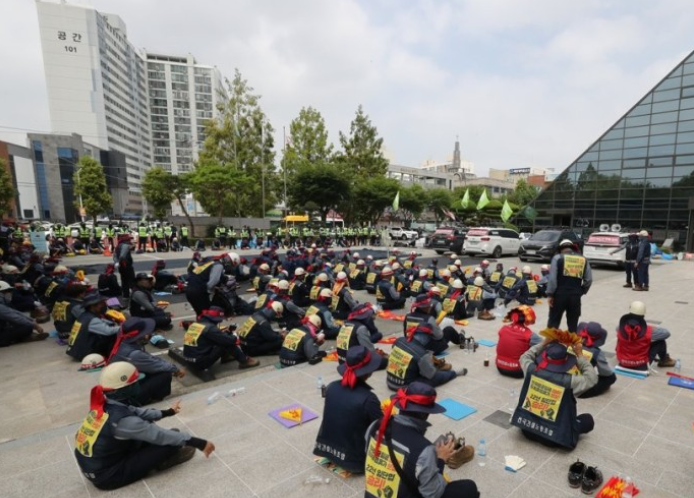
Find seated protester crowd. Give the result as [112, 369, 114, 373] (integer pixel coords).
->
[330, 271, 358, 320]
[405, 294, 464, 354]
[336, 303, 388, 370]
[496, 305, 541, 378]
[466, 276, 497, 321]
[52, 281, 90, 341]
[279, 315, 325, 367]
[237, 301, 286, 357]
[376, 266, 406, 310]
[307, 288, 341, 339]
[67, 292, 121, 360]
[576, 321, 616, 398]
[616, 301, 676, 370]
[0, 280, 48, 346]
[130, 273, 172, 331]
[97, 264, 122, 298]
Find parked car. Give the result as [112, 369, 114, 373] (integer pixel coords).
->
[463, 227, 520, 258]
[430, 227, 465, 254]
[583, 231, 628, 268]
[448, 228, 470, 255]
[518, 228, 583, 262]
[388, 226, 419, 241]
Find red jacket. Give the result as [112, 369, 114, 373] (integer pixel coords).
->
[496, 324, 532, 371]
[616, 325, 652, 368]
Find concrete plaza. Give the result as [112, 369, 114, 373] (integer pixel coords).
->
[0, 251, 692, 497]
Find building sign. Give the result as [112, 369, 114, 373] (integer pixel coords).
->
[57, 30, 83, 54]
[509, 168, 531, 175]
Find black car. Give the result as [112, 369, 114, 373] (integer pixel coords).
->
[429, 227, 466, 255]
[518, 229, 583, 262]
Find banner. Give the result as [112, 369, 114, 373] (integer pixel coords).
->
[522, 375, 564, 421]
[477, 189, 490, 210]
[392, 191, 400, 211]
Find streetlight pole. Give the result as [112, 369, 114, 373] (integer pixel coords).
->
[261, 124, 266, 218]
[283, 126, 288, 216]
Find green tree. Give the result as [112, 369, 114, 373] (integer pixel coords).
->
[0, 159, 16, 217]
[336, 105, 389, 178]
[189, 161, 252, 221]
[289, 162, 350, 222]
[169, 173, 196, 234]
[198, 69, 276, 217]
[73, 156, 112, 223]
[426, 188, 453, 224]
[349, 177, 400, 225]
[142, 167, 174, 221]
[399, 184, 427, 223]
[508, 178, 539, 206]
[282, 107, 333, 176]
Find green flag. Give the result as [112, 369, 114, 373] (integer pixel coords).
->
[521, 205, 537, 222]
[501, 199, 513, 222]
[477, 189, 489, 210]
[461, 189, 470, 209]
[392, 190, 400, 211]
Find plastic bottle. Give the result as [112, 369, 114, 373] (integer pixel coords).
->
[225, 387, 246, 398]
[622, 476, 634, 498]
[316, 376, 324, 392]
[477, 439, 487, 466]
[304, 475, 330, 485]
[206, 392, 221, 405]
[674, 359, 681, 373]
[494, 304, 504, 318]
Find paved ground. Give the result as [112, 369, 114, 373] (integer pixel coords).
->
[1, 250, 692, 497]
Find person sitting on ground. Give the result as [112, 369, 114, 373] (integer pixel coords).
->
[98, 264, 122, 298]
[496, 306, 541, 378]
[73, 362, 215, 491]
[108, 318, 185, 405]
[88, 237, 104, 255]
[364, 260, 382, 295]
[616, 301, 676, 370]
[365, 382, 479, 498]
[288, 267, 311, 307]
[336, 303, 388, 369]
[252, 263, 272, 294]
[273, 279, 305, 329]
[331, 271, 358, 320]
[279, 315, 326, 367]
[376, 266, 407, 311]
[183, 306, 260, 371]
[536, 264, 550, 297]
[512, 338, 597, 450]
[488, 262, 504, 286]
[314, 345, 383, 474]
[237, 301, 286, 357]
[409, 268, 432, 297]
[404, 294, 464, 354]
[348, 259, 367, 291]
[511, 266, 539, 306]
[66, 292, 121, 360]
[52, 281, 90, 341]
[442, 278, 468, 320]
[307, 288, 341, 339]
[576, 321, 616, 398]
[466, 276, 497, 321]
[387, 323, 466, 391]
[0, 280, 48, 346]
[130, 273, 172, 331]
[308, 272, 331, 303]
[497, 267, 520, 302]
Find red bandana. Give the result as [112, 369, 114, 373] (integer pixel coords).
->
[341, 350, 372, 389]
[374, 389, 437, 457]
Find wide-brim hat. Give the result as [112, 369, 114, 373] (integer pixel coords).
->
[135, 272, 154, 281]
[577, 321, 607, 348]
[618, 313, 648, 340]
[537, 343, 577, 373]
[391, 381, 446, 414]
[337, 345, 383, 377]
[348, 302, 374, 321]
[121, 317, 156, 342]
[82, 292, 107, 307]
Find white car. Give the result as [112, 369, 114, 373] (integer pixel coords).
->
[463, 227, 520, 258]
[583, 232, 628, 267]
[388, 227, 419, 241]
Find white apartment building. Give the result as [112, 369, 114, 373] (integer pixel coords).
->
[146, 53, 225, 175]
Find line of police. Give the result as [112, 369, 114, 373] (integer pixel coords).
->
[213, 224, 383, 249]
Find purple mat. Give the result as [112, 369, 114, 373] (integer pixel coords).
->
[268, 404, 319, 428]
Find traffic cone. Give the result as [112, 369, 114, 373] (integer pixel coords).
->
[103, 247, 112, 257]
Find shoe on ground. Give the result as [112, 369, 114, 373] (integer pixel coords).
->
[447, 442, 475, 469]
[658, 356, 677, 368]
[478, 310, 495, 321]
[25, 332, 49, 342]
[239, 357, 260, 369]
[455, 367, 468, 377]
[568, 459, 586, 488]
[623, 283, 632, 288]
[220, 354, 236, 364]
[642, 286, 649, 292]
[581, 466, 603, 495]
[438, 361, 452, 372]
[633, 286, 644, 291]
[156, 446, 195, 472]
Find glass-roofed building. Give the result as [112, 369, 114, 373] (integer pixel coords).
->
[532, 50, 694, 252]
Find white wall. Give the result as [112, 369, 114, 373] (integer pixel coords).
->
[13, 156, 39, 219]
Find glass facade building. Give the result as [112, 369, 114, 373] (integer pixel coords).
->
[532, 50, 694, 251]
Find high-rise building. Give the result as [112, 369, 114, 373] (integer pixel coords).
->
[146, 53, 225, 174]
[36, 0, 151, 214]
[531, 50, 694, 251]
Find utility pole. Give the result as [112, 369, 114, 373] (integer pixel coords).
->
[283, 126, 288, 216]
[261, 124, 266, 218]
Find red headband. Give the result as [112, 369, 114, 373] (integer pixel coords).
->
[536, 351, 568, 371]
[107, 326, 143, 364]
[406, 325, 432, 342]
[341, 350, 372, 389]
[578, 328, 595, 347]
[374, 389, 437, 457]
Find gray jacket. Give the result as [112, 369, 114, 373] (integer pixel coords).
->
[108, 400, 191, 447]
[112, 341, 179, 374]
[0, 299, 33, 327]
[520, 343, 598, 396]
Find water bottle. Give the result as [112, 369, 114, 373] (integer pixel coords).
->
[316, 376, 324, 392]
[674, 359, 681, 373]
[206, 392, 221, 405]
[494, 304, 504, 318]
[226, 387, 246, 398]
[304, 475, 330, 485]
[467, 339, 473, 354]
[477, 439, 487, 466]
[622, 476, 634, 498]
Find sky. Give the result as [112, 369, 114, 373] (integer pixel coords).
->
[1, 0, 694, 176]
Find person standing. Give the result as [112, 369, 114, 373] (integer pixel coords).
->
[114, 234, 135, 300]
[546, 239, 592, 333]
[633, 230, 651, 292]
[180, 225, 190, 248]
[611, 233, 639, 288]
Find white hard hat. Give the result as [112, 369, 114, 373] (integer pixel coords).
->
[454, 259, 462, 266]
[381, 266, 393, 275]
[392, 262, 401, 270]
[541, 264, 550, 271]
[449, 253, 457, 259]
[353, 252, 360, 258]
[481, 259, 490, 266]
[357, 259, 366, 266]
[278, 280, 290, 290]
[336, 271, 348, 281]
[419, 269, 428, 278]
[271, 301, 284, 315]
[0, 280, 11, 292]
[630, 301, 646, 316]
[429, 286, 441, 294]
[259, 263, 270, 271]
[324, 262, 332, 268]
[99, 362, 141, 391]
[319, 288, 333, 298]
[440, 269, 451, 278]
[638, 230, 649, 237]
[53, 265, 69, 274]
[311, 243, 317, 248]
[522, 265, 532, 274]
[2, 265, 19, 274]
[226, 252, 240, 264]
[474, 267, 482, 273]
[410, 250, 417, 256]
[307, 314, 322, 329]
[452, 279, 464, 289]
[474, 276, 486, 286]
[294, 267, 306, 276]
[318, 272, 329, 282]
[80, 353, 105, 371]
[366, 255, 373, 260]
[559, 239, 574, 249]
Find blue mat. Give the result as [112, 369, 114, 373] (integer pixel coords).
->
[615, 369, 647, 380]
[477, 339, 497, 347]
[668, 376, 694, 390]
[435, 351, 450, 359]
[438, 398, 477, 420]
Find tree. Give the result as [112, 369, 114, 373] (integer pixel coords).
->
[282, 107, 333, 177]
[142, 167, 175, 221]
[169, 173, 196, 233]
[289, 162, 350, 221]
[508, 178, 539, 206]
[349, 177, 400, 225]
[399, 185, 427, 223]
[73, 156, 112, 223]
[337, 105, 389, 178]
[198, 69, 276, 217]
[426, 188, 453, 224]
[0, 159, 16, 218]
[188, 161, 252, 221]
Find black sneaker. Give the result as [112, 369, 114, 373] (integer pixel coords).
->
[581, 466, 603, 495]
[568, 460, 586, 488]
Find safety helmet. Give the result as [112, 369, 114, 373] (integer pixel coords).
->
[357, 259, 365, 266]
[630, 301, 646, 316]
[366, 255, 373, 261]
[381, 266, 393, 276]
[559, 239, 575, 249]
[0, 280, 11, 292]
[226, 252, 240, 265]
[452, 279, 464, 289]
[440, 269, 451, 278]
[307, 314, 322, 329]
[418, 269, 428, 278]
[99, 362, 141, 391]
[540, 264, 550, 272]
[270, 301, 284, 316]
[277, 280, 290, 290]
[259, 263, 270, 272]
[53, 265, 69, 274]
[474, 277, 485, 286]
[454, 259, 462, 266]
[336, 271, 348, 281]
[319, 288, 333, 299]
[317, 272, 329, 282]
[294, 267, 306, 276]
[481, 260, 490, 267]
[410, 250, 417, 256]
[353, 252, 360, 258]
[392, 262, 401, 271]
[80, 353, 105, 371]
[474, 267, 482, 274]
[522, 265, 532, 274]
[429, 286, 441, 295]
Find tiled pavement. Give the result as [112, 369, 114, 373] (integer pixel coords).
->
[1, 257, 693, 497]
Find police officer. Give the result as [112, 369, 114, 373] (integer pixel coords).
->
[180, 225, 190, 248]
[314, 345, 384, 474]
[66, 292, 120, 360]
[163, 224, 173, 250]
[183, 307, 260, 370]
[105, 224, 117, 253]
[546, 240, 592, 333]
[496, 306, 541, 378]
[512, 338, 597, 450]
[130, 273, 172, 331]
[185, 252, 239, 315]
[79, 222, 91, 246]
[335, 303, 387, 368]
[73, 362, 215, 490]
[279, 315, 325, 367]
[108, 317, 184, 404]
[365, 382, 479, 498]
[376, 266, 406, 310]
[137, 223, 149, 252]
[214, 224, 226, 248]
[237, 301, 286, 356]
[633, 230, 651, 291]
